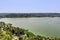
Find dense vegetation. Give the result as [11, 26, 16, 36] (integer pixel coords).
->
[0, 22, 60, 40]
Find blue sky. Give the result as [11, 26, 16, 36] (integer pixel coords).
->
[0, 0, 60, 13]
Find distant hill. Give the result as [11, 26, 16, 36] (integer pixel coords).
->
[0, 13, 60, 18]
[0, 13, 9, 16]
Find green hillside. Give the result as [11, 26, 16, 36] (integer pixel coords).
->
[0, 22, 60, 40]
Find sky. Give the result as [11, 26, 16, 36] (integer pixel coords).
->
[0, 0, 60, 13]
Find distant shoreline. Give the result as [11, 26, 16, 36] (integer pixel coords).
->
[0, 13, 60, 18]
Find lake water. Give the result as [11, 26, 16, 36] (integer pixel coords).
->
[0, 17, 60, 37]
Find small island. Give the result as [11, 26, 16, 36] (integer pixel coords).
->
[0, 22, 60, 40]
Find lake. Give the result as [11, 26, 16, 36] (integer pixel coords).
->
[0, 17, 60, 38]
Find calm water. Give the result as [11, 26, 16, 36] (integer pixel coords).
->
[0, 17, 60, 37]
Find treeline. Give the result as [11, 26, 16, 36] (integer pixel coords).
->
[0, 13, 60, 18]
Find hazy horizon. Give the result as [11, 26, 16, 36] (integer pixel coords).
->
[0, 0, 60, 13]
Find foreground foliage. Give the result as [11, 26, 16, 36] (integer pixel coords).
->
[0, 22, 60, 40]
